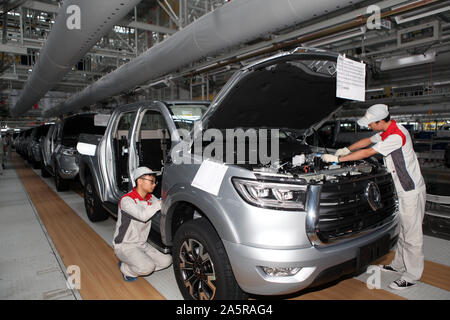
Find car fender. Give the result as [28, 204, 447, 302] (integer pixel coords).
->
[162, 182, 240, 246]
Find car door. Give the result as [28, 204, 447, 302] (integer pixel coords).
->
[129, 104, 174, 193]
[101, 108, 138, 199]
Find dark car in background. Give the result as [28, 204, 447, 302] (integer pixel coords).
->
[27, 124, 52, 169]
[41, 113, 108, 191]
[16, 128, 32, 159]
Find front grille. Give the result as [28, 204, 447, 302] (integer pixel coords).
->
[317, 172, 396, 243]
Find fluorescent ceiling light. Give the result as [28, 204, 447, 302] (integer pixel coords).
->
[395, 5, 450, 24]
[380, 49, 436, 71]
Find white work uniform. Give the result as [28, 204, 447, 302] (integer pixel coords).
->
[371, 120, 426, 282]
[6, 136, 12, 161]
[0, 137, 3, 174]
[113, 188, 172, 278]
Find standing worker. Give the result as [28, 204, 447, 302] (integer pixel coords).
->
[5, 133, 12, 161]
[0, 135, 4, 174]
[321, 104, 426, 290]
[113, 167, 172, 282]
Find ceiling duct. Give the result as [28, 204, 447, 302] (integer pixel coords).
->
[10, 0, 141, 117]
[43, 0, 370, 118]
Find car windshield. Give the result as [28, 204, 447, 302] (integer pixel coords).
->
[168, 104, 209, 131]
[62, 114, 107, 147]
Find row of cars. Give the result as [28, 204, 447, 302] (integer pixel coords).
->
[16, 49, 400, 300]
[15, 113, 107, 191]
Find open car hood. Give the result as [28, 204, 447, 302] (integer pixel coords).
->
[201, 50, 349, 133]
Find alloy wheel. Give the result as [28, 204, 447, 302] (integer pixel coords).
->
[179, 238, 217, 300]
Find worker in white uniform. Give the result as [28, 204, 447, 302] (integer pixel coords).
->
[321, 104, 426, 290]
[0, 135, 4, 174]
[5, 133, 12, 161]
[113, 167, 172, 282]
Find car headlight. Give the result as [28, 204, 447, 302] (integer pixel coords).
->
[232, 178, 307, 210]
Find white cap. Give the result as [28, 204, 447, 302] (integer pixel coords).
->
[132, 166, 157, 182]
[357, 104, 389, 127]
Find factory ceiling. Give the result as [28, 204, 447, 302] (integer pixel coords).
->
[0, 0, 449, 130]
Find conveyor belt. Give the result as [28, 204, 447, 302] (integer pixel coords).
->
[12, 153, 450, 300]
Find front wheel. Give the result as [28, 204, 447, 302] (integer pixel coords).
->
[41, 163, 50, 177]
[32, 159, 40, 169]
[55, 167, 69, 191]
[84, 174, 109, 222]
[173, 218, 248, 300]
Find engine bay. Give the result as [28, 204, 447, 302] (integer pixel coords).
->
[198, 127, 384, 184]
[245, 138, 381, 184]
[251, 153, 378, 184]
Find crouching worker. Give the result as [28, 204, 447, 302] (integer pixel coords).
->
[113, 167, 172, 282]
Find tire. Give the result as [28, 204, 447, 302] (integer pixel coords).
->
[445, 144, 450, 168]
[55, 166, 69, 191]
[33, 160, 40, 169]
[84, 174, 109, 222]
[173, 218, 248, 300]
[41, 163, 50, 177]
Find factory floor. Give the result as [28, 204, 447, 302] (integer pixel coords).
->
[1, 153, 449, 300]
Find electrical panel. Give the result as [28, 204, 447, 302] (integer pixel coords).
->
[397, 21, 440, 49]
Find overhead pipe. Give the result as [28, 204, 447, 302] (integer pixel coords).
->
[10, 0, 141, 117]
[43, 0, 375, 117]
[188, 0, 439, 76]
[157, 0, 438, 82]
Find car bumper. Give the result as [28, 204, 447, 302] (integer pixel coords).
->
[56, 155, 79, 179]
[223, 215, 399, 296]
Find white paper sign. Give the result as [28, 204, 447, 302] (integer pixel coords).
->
[76, 142, 96, 156]
[336, 55, 366, 101]
[191, 159, 228, 196]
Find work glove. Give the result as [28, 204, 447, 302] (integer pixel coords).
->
[137, 198, 161, 210]
[335, 147, 351, 156]
[321, 154, 339, 163]
[152, 199, 162, 211]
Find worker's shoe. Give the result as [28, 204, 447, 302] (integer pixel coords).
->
[389, 278, 416, 290]
[118, 261, 137, 282]
[378, 264, 399, 273]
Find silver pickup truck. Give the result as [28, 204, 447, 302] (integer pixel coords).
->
[78, 49, 399, 300]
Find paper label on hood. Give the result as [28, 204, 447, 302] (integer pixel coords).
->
[191, 159, 228, 196]
[336, 55, 366, 102]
